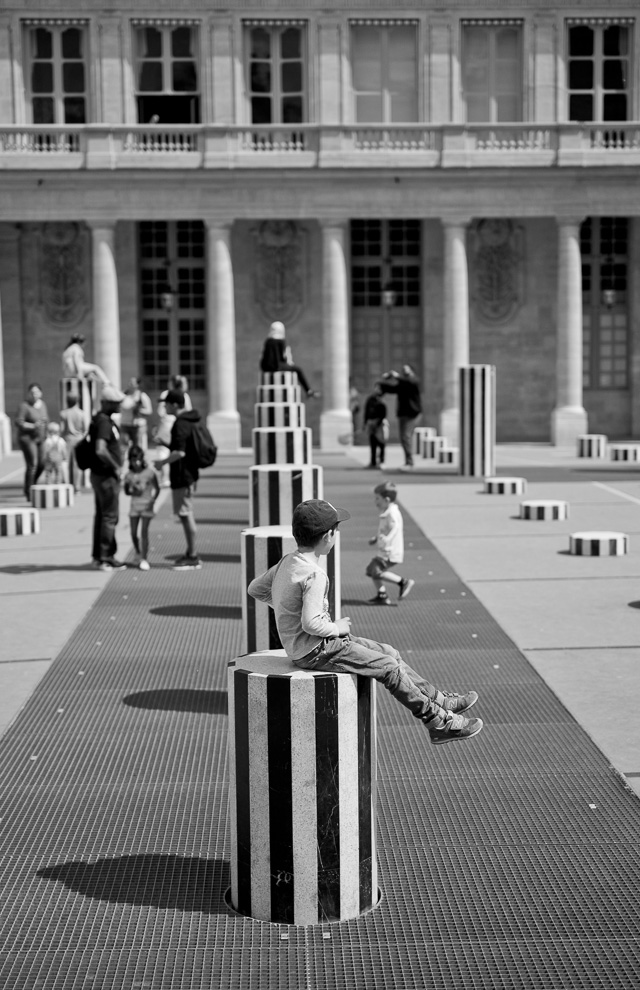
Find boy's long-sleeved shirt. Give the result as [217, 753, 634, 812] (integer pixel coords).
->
[375, 502, 404, 564]
[248, 551, 339, 660]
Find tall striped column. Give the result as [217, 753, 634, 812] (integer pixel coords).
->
[413, 426, 436, 457]
[241, 527, 341, 654]
[254, 403, 306, 429]
[252, 427, 313, 465]
[459, 365, 496, 477]
[228, 650, 378, 925]
[261, 370, 299, 388]
[256, 384, 304, 404]
[250, 464, 323, 527]
[59, 378, 95, 423]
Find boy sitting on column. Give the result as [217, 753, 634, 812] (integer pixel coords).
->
[248, 499, 483, 745]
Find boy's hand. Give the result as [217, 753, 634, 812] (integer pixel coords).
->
[368, 536, 377, 545]
[336, 617, 351, 636]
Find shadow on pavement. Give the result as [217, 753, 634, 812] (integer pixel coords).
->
[123, 688, 228, 714]
[150, 605, 241, 619]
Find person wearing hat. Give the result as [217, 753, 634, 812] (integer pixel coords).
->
[62, 333, 110, 385]
[259, 321, 320, 398]
[247, 499, 483, 745]
[89, 384, 127, 571]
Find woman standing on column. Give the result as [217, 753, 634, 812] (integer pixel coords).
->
[16, 383, 49, 499]
[259, 321, 320, 398]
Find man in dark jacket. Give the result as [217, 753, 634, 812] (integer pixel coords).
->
[378, 364, 423, 468]
[158, 389, 202, 570]
[90, 385, 126, 570]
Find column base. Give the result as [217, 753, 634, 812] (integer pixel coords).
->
[207, 410, 241, 452]
[319, 409, 353, 451]
[438, 407, 459, 447]
[551, 405, 588, 448]
[0, 412, 11, 458]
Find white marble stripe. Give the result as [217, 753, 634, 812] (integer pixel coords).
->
[247, 672, 271, 921]
[227, 661, 238, 905]
[260, 370, 298, 388]
[256, 385, 303, 404]
[290, 673, 319, 924]
[337, 673, 360, 919]
[370, 681, 378, 900]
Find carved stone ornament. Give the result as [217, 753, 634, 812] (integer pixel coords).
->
[252, 220, 306, 324]
[39, 222, 89, 328]
[471, 219, 523, 325]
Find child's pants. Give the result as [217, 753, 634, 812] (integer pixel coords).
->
[292, 634, 439, 720]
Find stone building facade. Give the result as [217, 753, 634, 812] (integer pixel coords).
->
[0, 1, 639, 452]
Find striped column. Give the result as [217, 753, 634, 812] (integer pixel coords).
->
[254, 403, 306, 429]
[569, 531, 628, 556]
[252, 427, 313, 465]
[520, 499, 569, 521]
[413, 427, 436, 457]
[59, 378, 95, 423]
[421, 436, 444, 460]
[256, 384, 304, 405]
[0, 507, 40, 536]
[241, 527, 341, 654]
[483, 477, 527, 495]
[609, 444, 640, 463]
[261, 370, 299, 388]
[250, 464, 323, 527]
[228, 650, 378, 925]
[30, 484, 75, 509]
[577, 434, 607, 458]
[438, 446, 459, 466]
[459, 365, 496, 477]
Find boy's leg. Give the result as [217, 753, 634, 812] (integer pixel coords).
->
[140, 517, 151, 560]
[130, 516, 140, 556]
[180, 513, 197, 556]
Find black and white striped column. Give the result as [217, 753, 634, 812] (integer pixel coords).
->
[249, 465, 323, 527]
[59, 378, 95, 422]
[0, 507, 40, 536]
[483, 476, 527, 495]
[252, 427, 313, 465]
[254, 403, 306, 429]
[260, 370, 299, 389]
[569, 531, 628, 556]
[520, 499, 569, 521]
[577, 434, 607, 458]
[256, 384, 304, 405]
[459, 365, 496, 477]
[241, 527, 341, 654]
[30, 484, 75, 509]
[421, 436, 444, 460]
[412, 427, 436, 456]
[228, 650, 378, 925]
[609, 444, 640, 463]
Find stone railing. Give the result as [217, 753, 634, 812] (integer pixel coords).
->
[0, 122, 639, 169]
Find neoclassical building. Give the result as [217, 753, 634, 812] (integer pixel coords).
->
[0, 1, 638, 452]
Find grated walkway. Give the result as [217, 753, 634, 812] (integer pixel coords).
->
[1, 453, 639, 989]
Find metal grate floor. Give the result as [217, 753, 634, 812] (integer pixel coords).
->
[1, 455, 639, 989]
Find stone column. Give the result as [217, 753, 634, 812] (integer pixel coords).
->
[0, 280, 11, 457]
[552, 219, 588, 446]
[90, 223, 121, 387]
[205, 220, 241, 450]
[320, 221, 352, 450]
[439, 218, 471, 444]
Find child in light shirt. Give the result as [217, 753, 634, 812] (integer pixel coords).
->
[366, 481, 415, 604]
[42, 422, 68, 484]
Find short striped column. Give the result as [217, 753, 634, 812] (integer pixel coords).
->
[484, 476, 527, 495]
[520, 499, 569, 521]
[254, 403, 306, 429]
[438, 446, 459, 466]
[569, 531, 628, 556]
[609, 443, 640, 463]
[459, 364, 496, 477]
[577, 434, 607, 458]
[413, 427, 436, 456]
[0, 507, 40, 536]
[249, 464, 323, 527]
[30, 484, 75, 509]
[241, 526, 341, 654]
[228, 650, 378, 925]
[256, 384, 304, 405]
[421, 436, 445, 460]
[260, 370, 299, 388]
[252, 427, 313, 466]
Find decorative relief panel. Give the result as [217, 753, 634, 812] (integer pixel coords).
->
[38, 222, 90, 329]
[471, 219, 523, 325]
[252, 220, 306, 324]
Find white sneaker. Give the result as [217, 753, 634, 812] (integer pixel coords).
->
[139, 559, 150, 571]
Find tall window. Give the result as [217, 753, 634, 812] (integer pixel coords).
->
[247, 24, 305, 125]
[462, 22, 523, 122]
[351, 23, 418, 122]
[581, 217, 629, 390]
[26, 24, 87, 125]
[134, 24, 199, 124]
[568, 23, 630, 122]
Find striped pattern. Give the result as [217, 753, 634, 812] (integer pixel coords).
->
[0, 507, 40, 536]
[520, 499, 569, 521]
[252, 427, 313, 466]
[609, 444, 640, 463]
[256, 384, 304, 404]
[59, 377, 94, 423]
[438, 446, 458, 466]
[249, 464, 323, 527]
[254, 402, 306, 429]
[412, 427, 436, 455]
[569, 531, 628, 556]
[459, 364, 496, 477]
[241, 527, 341, 655]
[228, 650, 377, 925]
[484, 476, 527, 495]
[577, 434, 607, 459]
[421, 436, 444, 460]
[30, 484, 74, 509]
[260, 370, 299, 388]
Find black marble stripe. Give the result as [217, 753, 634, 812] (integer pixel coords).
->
[267, 676, 294, 923]
[266, 536, 284, 649]
[286, 431, 294, 464]
[234, 670, 252, 918]
[268, 469, 280, 524]
[245, 536, 256, 652]
[358, 675, 373, 911]
[315, 674, 341, 923]
[291, 469, 303, 512]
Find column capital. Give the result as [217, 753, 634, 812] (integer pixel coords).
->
[556, 215, 587, 228]
[203, 217, 235, 232]
[318, 218, 349, 232]
[86, 218, 118, 232]
[440, 214, 474, 229]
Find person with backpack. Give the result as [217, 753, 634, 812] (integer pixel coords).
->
[156, 388, 215, 571]
[88, 385, 127, 571]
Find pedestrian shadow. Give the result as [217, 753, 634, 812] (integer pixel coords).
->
[123, 688, 228, 714]
[195, 518, 248, 526]
[163, 553, 241, 564]
[0, 563, 98, 574]
[150, 604, 242, 619]
[37, 855, 232, 914]
[628, 601, 640, 610]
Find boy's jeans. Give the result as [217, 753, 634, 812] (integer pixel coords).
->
[293, 634, 439, 720]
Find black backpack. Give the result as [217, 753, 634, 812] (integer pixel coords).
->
[189, 421, 217, 469]
[74, 423, 95, 471]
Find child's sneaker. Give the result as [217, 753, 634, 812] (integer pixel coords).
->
[398, 578, 415, 600]
[138, 559, 150, 571]
[425, 710, 483, 745]
[435, 689, 478, 714]
[173, 554, 202, 570]
[368, 592, 391, 605]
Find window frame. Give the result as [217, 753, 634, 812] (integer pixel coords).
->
[566, 20, 632, 123]
[461, 20, 524, 124]
[350, 21, 420, 125]
[244, 21, 308, 127]
[24, 21, 89, 126]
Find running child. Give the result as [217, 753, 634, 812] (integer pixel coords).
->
[123, 445, 160, 571]
[366, 481, 415, 604]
